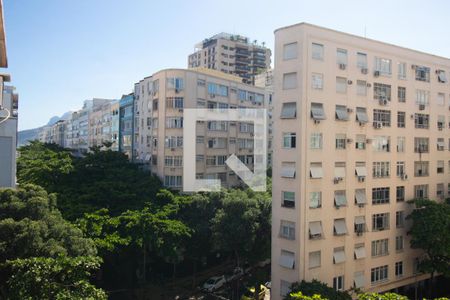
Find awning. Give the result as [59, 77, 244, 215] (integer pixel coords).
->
[354, 272, 365, 288]
[355, 166, 367, 177]
[355, 216, 365, 225]
[355, 189, 367, 204]
[336, 105, 349, 120]
[145, 153, 151, 161]
[356, 107, 368, 123]
[281, 165, 296, 178]
[354, 246, 366, 259]
[281, 102, 296, 119]
[437, 140, 445, 147]
[334, 166, 346, 178]
[333, 249, 346, 264]
[279, 251, 295, 269]
[310, 165, 323, 178]
[309, 221, 322, 236]
[311, 103, 326, 120]
[334, 193, 347, 207]
[438, 71, 448, 83]
[334, 219, 347, 235]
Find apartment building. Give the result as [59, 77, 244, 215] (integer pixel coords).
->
[119, 94, 135, 159]
[132, 68, 268, 189]
[255, 69, 274, 166]
[188, 33, 271, 85]
[89, 100, 118, 148]
[272, 23, 450, 298]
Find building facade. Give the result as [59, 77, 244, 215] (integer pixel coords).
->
[272, 23, 449, 298]
[188, 33, 271, 85]
[119, 94, 135, 160]
[255, 69, 274, 166]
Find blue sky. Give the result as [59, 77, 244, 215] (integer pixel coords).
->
[4, 0, 450, 130]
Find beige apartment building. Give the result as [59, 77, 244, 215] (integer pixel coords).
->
[133, 68, 268, 189]
[272, 23, 450, 298]
[188, 33, 271, 85]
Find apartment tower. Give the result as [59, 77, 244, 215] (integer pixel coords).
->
[188, 33, 271, 85]
[272, 23, 449, 298]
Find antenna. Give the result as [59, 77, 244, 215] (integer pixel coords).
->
[364, 26, 367, 38]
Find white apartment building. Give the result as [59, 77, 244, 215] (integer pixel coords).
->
[255, 69, 274, 166]
[188, 33, 271, 85]
[272, 23, 450, 298]
[133, 68, 268, 189]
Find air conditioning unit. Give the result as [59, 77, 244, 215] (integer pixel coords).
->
[347, 80, 353, 85]
[358, 176, 365, 182]
[356, 231, 363, 236]
[361, 68, 368, 74]
[374, 71, 380, 77]
[366, 138, 372, 144]
[419, 104, 425, 110]
[339, 63, 346, 70]
[314, 120, 321, 124]
[366, 83, 372, 87]
[347, 108, 354, 113]
[379, 98, 388, 106]
[411, 64, 417, 69]
[210, 94, 215, 98]
[374, 122, 383, 129]
[250, 133, 255, 137]
[171, 148, 175, 151]
[178, 108, 184, 112]
[346, 138, 353, 143]
[401, 174, 408, 180]
[358, 204, 365, 208]
[175, 88, 180, 93]
[334, 177, 343, 184]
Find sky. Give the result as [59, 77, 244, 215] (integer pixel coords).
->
[4, 0, 450, 130]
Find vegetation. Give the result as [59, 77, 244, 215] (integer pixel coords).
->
[286, 280, 351, 300]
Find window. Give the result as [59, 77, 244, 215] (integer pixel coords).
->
[437, 183, 444, 199]
[197, 79, 206, 86]
[372, 213, 389, 231]
[334, 190, 347, 208]
[281, 102, 296, 119]
[415, 113, 429, 129]
[371, 239, 389, 257]
[312, 73, 323, 89]
[437, 70, 448, 83]
[416, 90, 430, 106]
[371, 265, 388, 284]
[333, 276, 345, 291]
[333, 247, 346, 264]
[437, 160, 444, 174]
[414, 65, 430, 82]
[311, 103, 326, 120]
[283, 133, 296, 148]
[357, 80, 367, 96]
[354, 216, 366, 234]
[414, 184, 429, 198]
[354, 272, 365, 289]
[437, 138, 445, 151]
[165, 136, 183, 148]
[356, 135, 366, 150]
[283, 72, 297, 89]
[357, 52, 367, 69]
[372, 187, 390, 204]
[355, 162, 367, 178]
[373, 161, 390, 178]
[336, 134, 346, 150]
[309, 221, 323, 239]
[283, 42, 298, 60]
[336, 77, 347, 93]
[398, 87, 406, 102]
[336, 105, 349, 121]
[279, 250, 295, 269]
[166, 97, 184, 108]
[280, 220, 295, 240]
[355, 189, 367, 206]
[372, 136, 390, 152]
[374, 57, 392, 75]
[437, 93, 445, 106]
[397, 137, 405, 153]
[207, 121, 228, 131]
[164, 175, 182, 187]
[334, 219, 348, 235]
[396, 236, 404, 252]
[373, 109, 391, 127]
[395, 262, 404, 277]
[398, 62, 407, 79]
[414, 137, 429, 153]
[414, 161, 429, 177]
[281, 162, 296, 178]
[437, 115, 445, 130]
[396, 211, 405, 228]
[167, 77, 184, 90]
[396, 186, 405, 202]
[310, 163, 323, 179]
[152, 99, 158, 110]
[310, 192, 322, 208]
[337, 48, 347, 65]
[310, 133, 323, 149]
[166, 117, 183, 128]
[397, 111, 405, 128]
[309, 251, 321, 269]
[396, 161, 405, 177]
[373, 83, 391, 101]
[312, 43, 324, 60]
[354, 244, 366, 260]
[282, 191, 295, 208]
[280, 280, 292, 297]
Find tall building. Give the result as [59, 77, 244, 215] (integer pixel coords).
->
[188, 33, 271, 85]
[133, 68, 268, 189]
[0, 0, 17, 188]
[272, 23, 449, 298]
[255, 69, 274, 166]
[119, 94, 135, 160]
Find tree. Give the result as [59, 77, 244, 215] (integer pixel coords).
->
[407, 198, 450, 283]
[357, 292, 408, 300]
[286, 280, 352, 300]
[17, 141, 74, 191]
[5, 256, 107, 299]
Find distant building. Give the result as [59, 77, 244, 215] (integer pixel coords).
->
[255, 69, 274, 166]
[188, 33, 271, 85]
[119, 94, 134, 160]
[110, 101, 120, 151]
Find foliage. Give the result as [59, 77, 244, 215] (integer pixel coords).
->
[5, 256, 107, 299]
[17, 141, 74, 190]
[357, 292, 408, 300]
[0, 184, 97, 262]
[286, 280, 351, 300]
[407, 198, 450, 277]
[288, 292, 326, 300]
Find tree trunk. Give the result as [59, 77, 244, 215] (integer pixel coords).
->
[234, 250, 240, 267]
[173, 262, 177, 280]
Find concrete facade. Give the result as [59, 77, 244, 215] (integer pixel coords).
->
[271, 23, 449, 298]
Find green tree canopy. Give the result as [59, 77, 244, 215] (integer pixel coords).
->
[286, 280, 351, 300]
